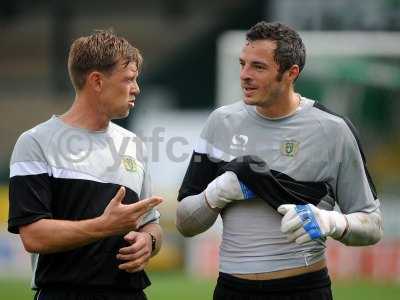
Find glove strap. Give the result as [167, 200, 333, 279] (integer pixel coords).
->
[295, 205, 323, 240]
[239, 181, 256, 199]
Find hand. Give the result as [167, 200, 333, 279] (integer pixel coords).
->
[278, 204, 347, 244]
[101, 187, 163, 235]
[117, 231, 152, 273]
[205, 171, 255, 209]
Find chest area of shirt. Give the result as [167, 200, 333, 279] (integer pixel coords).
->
[213, 123, 332, 181]
[44, 133, 145, 195]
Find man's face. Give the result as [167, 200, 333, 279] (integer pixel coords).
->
[239, 40, 286, 108]
[99, 60, 140, 120]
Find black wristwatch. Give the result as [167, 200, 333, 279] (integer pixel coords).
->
[148, 232, 156, 253]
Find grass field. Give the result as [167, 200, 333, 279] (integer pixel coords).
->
[1, 272, 399, 300]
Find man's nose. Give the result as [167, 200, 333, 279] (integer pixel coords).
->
[132, 82, 140, 96]
[240, 65, 251, 81]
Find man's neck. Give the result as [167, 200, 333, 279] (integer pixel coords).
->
[61, 95, 109, 131]
[255, 90, 300, 119]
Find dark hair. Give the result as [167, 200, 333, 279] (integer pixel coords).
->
[246, 22, 305, 79]
[68, 29, 143, 90]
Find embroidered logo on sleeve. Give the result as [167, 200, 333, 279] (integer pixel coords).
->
[280, 140, 300, 157]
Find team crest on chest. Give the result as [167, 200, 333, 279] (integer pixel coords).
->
[230, 134, 249, 151]
[121, 155, 137, 172]
[280, 140, 300, 157]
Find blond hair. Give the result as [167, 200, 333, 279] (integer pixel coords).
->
[68, 29, 143, 90]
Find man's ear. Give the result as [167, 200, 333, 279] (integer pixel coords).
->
[287, 65, 300, 82]
[86, 71, 103, 92]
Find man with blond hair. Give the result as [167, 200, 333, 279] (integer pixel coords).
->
[8, 30, 163, 300]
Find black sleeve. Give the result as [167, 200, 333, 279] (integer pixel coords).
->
[219, 155, 329, 209]
[8, 174, 53, 234]
[177, 151, 222, 201]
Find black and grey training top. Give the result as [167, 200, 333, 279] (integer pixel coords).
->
[8, 116, 159, 291]
[178, 96, 379, 274]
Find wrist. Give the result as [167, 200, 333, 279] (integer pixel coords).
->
[90, 215, 112, 239]
[330, 211, 348, 239]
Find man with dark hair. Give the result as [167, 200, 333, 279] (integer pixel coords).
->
[176, 21, 382, 300]
[8, 30, 163, 300]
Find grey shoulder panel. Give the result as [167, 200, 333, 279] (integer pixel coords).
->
[312, 102, 377, 199]
[10, 118, 59, 164]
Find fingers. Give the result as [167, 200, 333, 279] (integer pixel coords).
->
[119, 232, 151, 255]
[286, 226, 307, 243]
[117, 232, 152, 273]
[119, 241, 141, 255]
[281, 216, 314, 244]
[281, 212, 303, 234]
[279, 204, 323, 244]
[277, 204, 294, 215]
[141, 196, 163, 208]
[118, 245, 150, 272]
[123, 231, 139, 243]
[110, 186, 126, 206]
[103, 191, 162, 235]
[295, 233, 312, 245]
[118, 257, 149, 273]
[280, 205, 302, 233]
[127, 196, 163, 216]
[279, 204, 312, 244]
[117, 247, 148, 261]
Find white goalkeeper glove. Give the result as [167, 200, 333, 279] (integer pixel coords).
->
[277, 203, 348, 244]
[205, 171, 255, 209]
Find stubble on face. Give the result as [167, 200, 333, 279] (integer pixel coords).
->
[240, 40, 284, 108]
[101, 61, 139, 120]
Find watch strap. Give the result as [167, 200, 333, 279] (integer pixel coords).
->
[148, 232, 156, 253]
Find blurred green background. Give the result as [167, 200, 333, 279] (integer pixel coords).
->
[1, 273, 400, 300]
